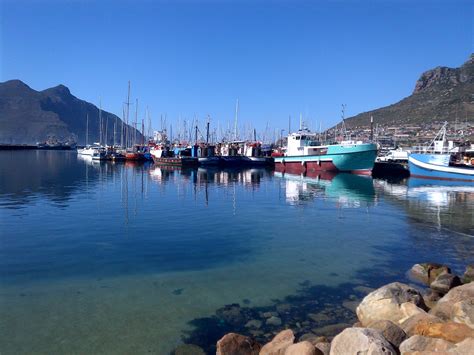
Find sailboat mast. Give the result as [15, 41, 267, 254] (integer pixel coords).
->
[134, 99, 138, 146]
[86, 113, 89, 146]
[234, 98, 239, 141]
[99, 98, 102, 146]
[125, 81, 131, 148]
[206, 115, 210, 144]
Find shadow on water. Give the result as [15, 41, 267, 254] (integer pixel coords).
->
[179, 269, 402, 355]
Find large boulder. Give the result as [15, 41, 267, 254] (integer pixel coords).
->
[399, 335, 454, 353]
[356, 282, 427, 326]
[399, 312, 443, 336]
[410, 263, 451, 284]
[216, 333, 261, 355]
[430, 273, 462, 294]
[367, 320, 407, 348]
[284, 341, 320, 355]
[462, 265, 474, 283]
[412, 321, 474, 343]
[450, 337, 474, 354]
[452, 298, 474, 329]
[430, 282, 474, 322]
[260, 329, 295, 355]
[329, 328, 397, 355]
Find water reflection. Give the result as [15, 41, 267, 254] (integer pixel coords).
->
[274, 171, 377, 208]
[375, 178, 474, 236]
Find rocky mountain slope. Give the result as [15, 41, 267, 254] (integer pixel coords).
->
[344, 54, 474, 128]
[0, 80, 142, 145]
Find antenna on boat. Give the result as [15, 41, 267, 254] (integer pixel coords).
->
[288, 115, 291, 135]
[206, 115, 210, 144]
[370, 116, 374, 141]
[341, 104, 347, 140]
[299, 113, 302, 130]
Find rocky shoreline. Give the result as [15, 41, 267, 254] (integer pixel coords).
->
[175, 263, 474, 354]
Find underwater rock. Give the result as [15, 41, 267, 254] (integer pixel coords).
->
[173, 343, 206, 355]
[217, 304, 245, 326]
[245, 319, 262, 329]
[266, 316, 282, 327]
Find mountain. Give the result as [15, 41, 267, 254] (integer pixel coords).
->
[0, 80, 143, 145]
[344, 54, 474, 128]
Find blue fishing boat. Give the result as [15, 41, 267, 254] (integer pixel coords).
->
[408, 154, 474, 182]
[408, 122, 474, 182]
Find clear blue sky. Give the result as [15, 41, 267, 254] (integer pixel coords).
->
[1, 0, 472, 133]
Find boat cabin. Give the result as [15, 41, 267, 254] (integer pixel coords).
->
[286, 130, 325, 157]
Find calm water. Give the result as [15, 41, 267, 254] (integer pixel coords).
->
[1, 150, 473, 354]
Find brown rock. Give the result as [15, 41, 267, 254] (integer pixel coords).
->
[298, 334, 328, 345]
[452, 298, 474, 329]
[356, 282, 427, 326]
[413, 321, 474, 343]
[216, 333, 261, 355]
[284, 341, 320, 355]
[260, 329, 295, 355]
[430, 282, 474, 321]
[410, 263, 451, 284]
[399, 335, 455, 353]
[462, 265, 474, 283]
[430, 274, 462, 294]
[314, 342, 330, 355]
[329, 327, 396, 355]
[368, 320, 407, 348]
[308, 312, 331, 323]
[399, 312, 443, 336]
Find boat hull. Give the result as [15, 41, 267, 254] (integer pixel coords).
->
[152, 156, 198, 167]
[274, 143, 377, 175]
[408, 154, 474, 182]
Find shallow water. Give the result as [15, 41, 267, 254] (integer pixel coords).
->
[0, 150, 473, 354]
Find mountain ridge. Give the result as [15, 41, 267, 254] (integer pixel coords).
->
[344, 54, 474, 128]
[0, 80, 142, 145]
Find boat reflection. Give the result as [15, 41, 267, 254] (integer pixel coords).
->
[375, 177, 474, 236]
[274, 171, 376, 207]
[148, 166, 268, 188]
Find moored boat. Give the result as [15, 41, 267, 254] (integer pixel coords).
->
[274, 129, 377, 175]
[408, 154, 474, 181]
[407, 122, 474, 182]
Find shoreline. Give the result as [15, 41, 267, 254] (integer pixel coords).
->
[175, 263, 474, 355]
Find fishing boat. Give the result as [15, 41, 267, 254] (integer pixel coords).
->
[150, 145, 198, 167]
[273, 128, 377, 175]
[408, 122, 474, 182]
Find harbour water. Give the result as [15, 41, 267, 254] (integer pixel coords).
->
[1, 150, 473, 354]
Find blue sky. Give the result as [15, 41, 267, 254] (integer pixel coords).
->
[1, 0, 472, 134]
